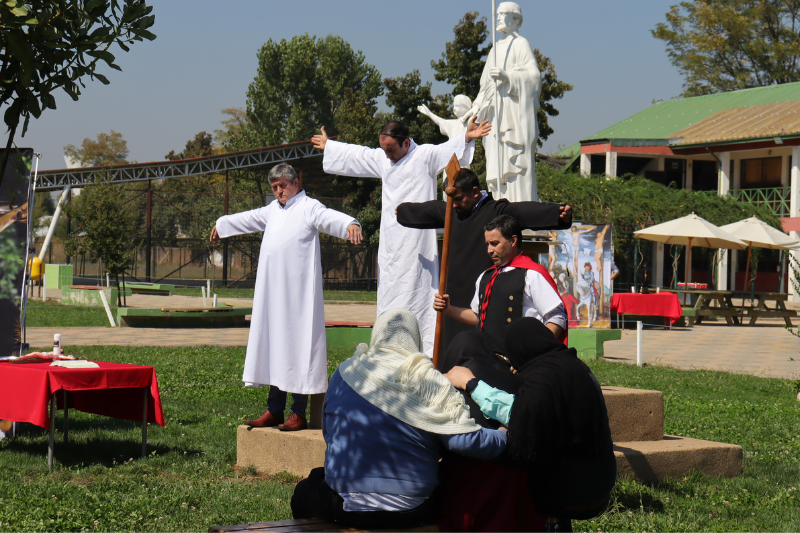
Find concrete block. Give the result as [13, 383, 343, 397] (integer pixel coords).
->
[44, 264, 72, 289]
[569, 328, 622, 361]
[237, 426, 325, 477]
[602, 386, 663, 442]
[61, 286, 131, 307]
[614, 435, 743, 483]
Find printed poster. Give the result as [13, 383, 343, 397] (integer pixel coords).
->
[541, 223, 613, 329]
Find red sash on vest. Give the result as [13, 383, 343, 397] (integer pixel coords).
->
[479, 253, 569, 345]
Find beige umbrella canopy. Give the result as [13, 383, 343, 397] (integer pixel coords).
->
[634, 213, 747, 290]
[720, 216, 799, 291]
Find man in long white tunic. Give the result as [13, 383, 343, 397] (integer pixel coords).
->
[467, 1, 542, 202]
[210, 163, 362, 431]
[311, 119, 490, 356]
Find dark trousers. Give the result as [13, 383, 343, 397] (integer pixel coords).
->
[441, 330, 522, 429]
[291, 467, 436, 530]
[267, 386, 307, 416]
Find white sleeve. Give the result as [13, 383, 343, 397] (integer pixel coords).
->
[524, 270, 564, 318]
[425, 132, 475, 176]
[308, 200, 359, 240]
[470, 272, 485, 314]
[216, 206, 270, 238]
[323, 140, 384, 178]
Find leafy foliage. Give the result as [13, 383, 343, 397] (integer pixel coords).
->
[0, 0, 156, 186]
[165, 131, 215, 160]
[384, 70, 449, 146]
[652, 0, 800, 97]
[242, 33, 383, 149]
[64, 130, 129, 167]
[537, 164, 782, 268]
[0, 230, 22, 301]
[535, 50, 574, 146]
[63, 182, 141, 304]
[431, 11, 490, 97]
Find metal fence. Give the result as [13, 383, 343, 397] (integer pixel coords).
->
[42, 185, 377, 290]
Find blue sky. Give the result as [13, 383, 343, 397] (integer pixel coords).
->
[18, 0, 686, 170]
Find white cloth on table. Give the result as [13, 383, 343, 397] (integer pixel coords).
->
[215, 190, 357, 394]
[470, 267, 567, 329]
[323, 133, 475, 356]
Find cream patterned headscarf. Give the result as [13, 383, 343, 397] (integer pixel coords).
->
[338, 308, 480, 435]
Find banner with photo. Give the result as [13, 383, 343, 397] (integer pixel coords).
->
[540, 223, 613, 329]
[0, 148, 34, 359]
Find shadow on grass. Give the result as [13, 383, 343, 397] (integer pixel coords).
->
[4, 434, 201, 468]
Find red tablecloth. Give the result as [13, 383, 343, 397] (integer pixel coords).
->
[0, 361, 165, 429]
[610, 293, 683, 325]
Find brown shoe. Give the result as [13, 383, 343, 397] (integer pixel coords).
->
[277, 412, 307, 431]
[245, 410, 284, 427]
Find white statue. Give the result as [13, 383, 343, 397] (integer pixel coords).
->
[466, 1, 542, 202]
[417, 95, 473, 140]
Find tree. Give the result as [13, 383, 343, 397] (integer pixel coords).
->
[653, 0, 800, 97]
[64, 130, 128, 166]
[165, 131, 214, 160]
[242, 33, 383, 148]
[431, 12, 490, 97]
[0, 0, 156, 187]
[535, 50, 574, 147]
[384, 70, 449, 146]
[63, 182, 140, 305]
[431, 12, 573, 149]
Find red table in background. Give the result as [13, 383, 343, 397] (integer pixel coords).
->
[0, 360, 165, 468]
[610, 292, 683, 328]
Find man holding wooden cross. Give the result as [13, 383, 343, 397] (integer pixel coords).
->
[398, 168, 571, 352]
[312, 119, 490, 356]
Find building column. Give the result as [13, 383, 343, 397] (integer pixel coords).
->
[605, 151, 617, 178]
[715, 151, 732, 290]
[718, 151, 731, 196]
[781, 153, 790, 187]
[790, 146, 800, 301]
[580, 154, 591, 177]
[652, 242, 665, 288]
[685, 158, 694, 190]
[718, 250, 729, 291]
[732, 155, 741, 190]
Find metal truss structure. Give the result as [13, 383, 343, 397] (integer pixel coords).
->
[36, 140, 321, 191]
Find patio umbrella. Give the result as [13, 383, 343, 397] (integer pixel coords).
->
[720, 216, 799, 292]
[634, 213, 746, 299]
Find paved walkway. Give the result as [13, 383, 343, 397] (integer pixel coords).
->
[28, 292, 800, 380]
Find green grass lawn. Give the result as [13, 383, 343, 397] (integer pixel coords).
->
[24, 299, 118, 328]
[1, 346, 798, 532]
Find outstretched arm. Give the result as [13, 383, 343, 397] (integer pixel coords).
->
[417, 104, 443, 126]
[396, 200, 447, 229]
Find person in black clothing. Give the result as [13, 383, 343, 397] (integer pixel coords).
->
[396, 168, 572, 355]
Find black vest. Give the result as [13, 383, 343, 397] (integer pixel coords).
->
[478, 268, 526, 354]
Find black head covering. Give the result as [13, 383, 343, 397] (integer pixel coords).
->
[504, 318, 616, 517]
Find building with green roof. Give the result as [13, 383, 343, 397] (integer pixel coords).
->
[556, 82, 800, 295]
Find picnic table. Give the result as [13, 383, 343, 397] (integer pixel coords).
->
[610, 292, 683, 329]
[731, 291, 797, 326]
[663, 289, 740, 326]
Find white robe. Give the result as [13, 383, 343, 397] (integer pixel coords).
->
[215, 190, 357, 394]
[475, 32, 542, 202]
[323, 133, 475, 355]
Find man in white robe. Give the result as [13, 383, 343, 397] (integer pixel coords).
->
[210, 163, 362, 431]
[311, 119, 490, 355]
[467, 1, 542, 202]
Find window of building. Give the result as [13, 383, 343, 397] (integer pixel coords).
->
[741, 157, 782, 188]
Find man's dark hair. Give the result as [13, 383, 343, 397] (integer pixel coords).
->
[484, 214, 522, 243]
[379, 121, 409, 143]
[454, 168, 480, 192]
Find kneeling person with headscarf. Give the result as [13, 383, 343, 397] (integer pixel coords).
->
[291, 309, 508, 530]
[445, 317, 617, 528]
